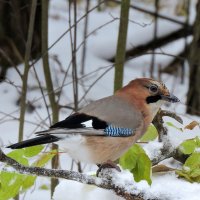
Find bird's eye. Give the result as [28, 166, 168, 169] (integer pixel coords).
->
[149, 85, 158, 93]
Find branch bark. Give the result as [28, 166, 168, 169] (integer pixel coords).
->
[152, 109, 183, 142]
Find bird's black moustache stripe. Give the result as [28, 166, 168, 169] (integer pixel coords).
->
[146, 95, 161, 104]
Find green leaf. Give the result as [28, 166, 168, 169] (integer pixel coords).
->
[0, 172, 24, 200]
[22, 151, 56, 190]
[176, 170, 193, 183]
[7, 149, 28, 166]
[177, 152, 200, 183]
[132, 153, 152, 185]
[0, 148, 55, 199]
[166, 122, 183, 132]
[33, 150, 56, 167]
[119, 144, 152, 185]
[179, 137, 200, 155]
[0, 148, 56, 200]
[179, 140, 196, 155]
[140, 125, 158, 142]
[119, 144, 145, 170]
[22, 176, 36, 190]
[185, 152, 200, 169]
[24, 145, 44, 157]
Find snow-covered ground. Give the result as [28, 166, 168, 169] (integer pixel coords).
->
[0, 0, 200, 199]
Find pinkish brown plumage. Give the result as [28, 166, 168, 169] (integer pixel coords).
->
[8, 78, 179, 165]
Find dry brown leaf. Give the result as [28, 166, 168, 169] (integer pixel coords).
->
[184, 121, 199, 130]
[152, 164, 175, 173]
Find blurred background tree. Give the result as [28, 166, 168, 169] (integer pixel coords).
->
[187, 0, 200, 116]
[0, 0, 41, 81]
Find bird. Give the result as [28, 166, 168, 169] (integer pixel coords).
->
[7, 78, 179, 170]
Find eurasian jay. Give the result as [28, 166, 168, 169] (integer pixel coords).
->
[8, 78, 179, 168]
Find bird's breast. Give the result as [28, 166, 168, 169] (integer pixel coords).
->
[85, 133, 142, 164]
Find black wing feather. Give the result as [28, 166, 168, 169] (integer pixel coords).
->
[50, 113, 108, 129]
[7, 113, 108, 149]
[7, 135, 59, 149]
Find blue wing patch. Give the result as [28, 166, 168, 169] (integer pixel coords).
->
[104, 125, 134, 137]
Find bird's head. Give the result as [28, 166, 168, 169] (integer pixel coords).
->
[136, 78, 179, 104]
[116, 78, 179, 119]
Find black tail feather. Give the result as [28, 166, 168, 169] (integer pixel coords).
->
[7, 135, 60, 149]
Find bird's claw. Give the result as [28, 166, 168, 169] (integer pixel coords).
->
[96, 160, 121, 177]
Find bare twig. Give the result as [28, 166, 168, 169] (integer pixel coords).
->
[18, 0, 37, 142]
[32, 64, 51, 126]
[81, 0, 90, 75]
[30, 0, 106, 68]
[0, 49, 22, 79]
[112, 0, 188, 26]
[150, 0, 159, 78]
[68, 0, 82, 173]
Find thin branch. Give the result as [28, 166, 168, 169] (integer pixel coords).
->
[0, 49, 22, 79]
[32, 64, 51, 126]
[29, 0, 106, 68]
[112, 0, 188, 26]
[18, 0, 37, 142]
[81, 0, 90, 75]
[1, 51, 187, 126]
[57, 17, 119, 104]
[150, 0, 159, 78]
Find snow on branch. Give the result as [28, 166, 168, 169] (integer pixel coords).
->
[0, 148, 143, 200]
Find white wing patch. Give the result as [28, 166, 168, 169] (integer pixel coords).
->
[82, 120, 93, 128]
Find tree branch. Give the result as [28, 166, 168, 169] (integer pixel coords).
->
[108, 26, 192, 63]
[153, 109, 183, 142]
[0, 148, 144, 200]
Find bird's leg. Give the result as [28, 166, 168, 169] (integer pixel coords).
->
[96, 160, 121, 176]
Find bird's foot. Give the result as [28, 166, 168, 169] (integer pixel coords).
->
[96, 160, 121, 177]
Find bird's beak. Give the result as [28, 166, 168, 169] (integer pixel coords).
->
[160, 93, 180, 103]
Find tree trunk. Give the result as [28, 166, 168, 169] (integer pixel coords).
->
[114, 0, 130, 92]
[41, 0, 59, 196]
[0, 0, 41, 80]
[186, 0, 200, 115]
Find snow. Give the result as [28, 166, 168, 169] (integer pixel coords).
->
[53, 179, 123, 200]
[0, 0, 200, 199]
[53, 169, 200, 200]
[140, 172, 200, 200]
[143, 140, 163, 160]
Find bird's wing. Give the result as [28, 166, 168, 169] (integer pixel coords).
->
[36, 128, 105, 136]
[41, 95, 142, 135]
[8, 96, 142, 149]
[80, 95, 142, 130]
